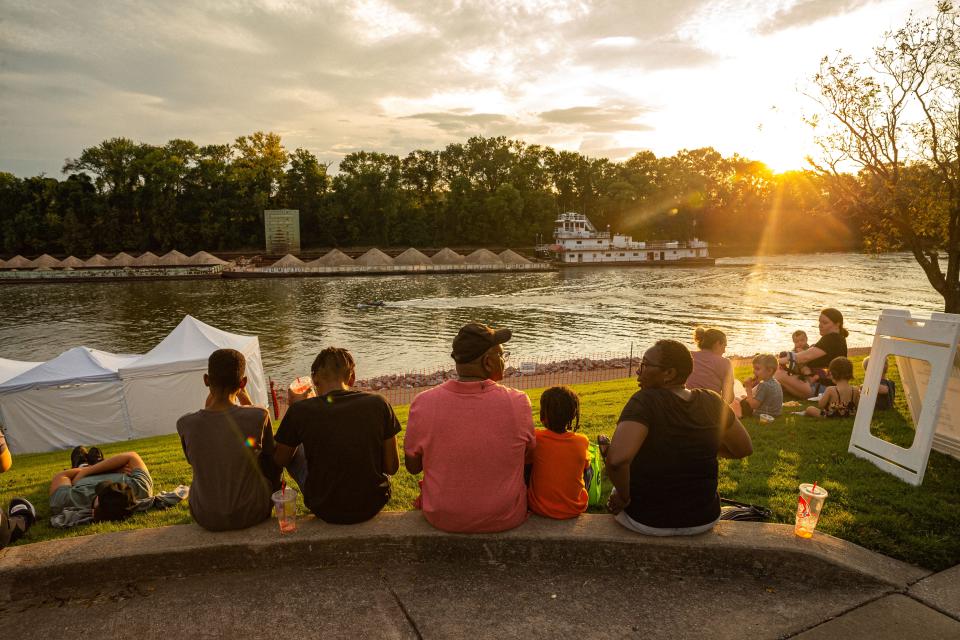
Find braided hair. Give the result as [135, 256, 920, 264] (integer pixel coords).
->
[311, 347, 356, 382]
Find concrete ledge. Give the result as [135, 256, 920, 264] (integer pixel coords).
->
[0, 512, 928, 603]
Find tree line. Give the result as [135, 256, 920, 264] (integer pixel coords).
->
[1, 132, 867, 257]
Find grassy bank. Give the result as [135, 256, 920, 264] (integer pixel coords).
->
[2, 357, 959, 571]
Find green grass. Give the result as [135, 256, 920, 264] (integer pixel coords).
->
[2, 356, 959, 571]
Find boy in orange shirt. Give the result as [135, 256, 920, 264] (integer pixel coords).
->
[527, 386, 591, 519]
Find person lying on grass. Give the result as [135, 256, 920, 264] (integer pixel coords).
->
[605, 339, 753, 536]
[526, 386, 590, 520]
[48, 451, 153, 522]
[178, 348, 286, 532]
[804, 357, 859, 419]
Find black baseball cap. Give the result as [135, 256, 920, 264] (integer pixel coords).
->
[451, 322, 512, 364]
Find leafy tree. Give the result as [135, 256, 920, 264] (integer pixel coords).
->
[280, 148, 330, 246]
[809, 1, 960, 312]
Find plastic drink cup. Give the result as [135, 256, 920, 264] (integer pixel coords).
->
[272, 488, 298, 534]
[794, 483, 828, 538]
[288, 377, 317, 405]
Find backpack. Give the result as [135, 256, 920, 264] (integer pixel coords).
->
[583, 442, 605, 507]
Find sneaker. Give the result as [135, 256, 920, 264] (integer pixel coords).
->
[9, 497, 36, 530]
[71, 446, 89, 469]
[86, 446, 104, 466]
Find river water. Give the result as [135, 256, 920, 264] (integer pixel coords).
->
[0, 252, 942, 382]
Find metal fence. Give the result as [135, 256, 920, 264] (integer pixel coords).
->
[268, 349, 637, 419]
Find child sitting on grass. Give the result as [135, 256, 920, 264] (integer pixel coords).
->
[792, 330, 810, 353]
[805, 357, 859, 418]
[863, 355, 896, 411]
[527, 386, 591, 520]
[740, 353, 783, 419]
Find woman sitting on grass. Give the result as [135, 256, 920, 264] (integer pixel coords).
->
[605, 339, 753, 536]
[804, 357, 859, 419]
[686, 327, 734, 404]
[776, 308, 848, 399]
[526, 386, 590, 520]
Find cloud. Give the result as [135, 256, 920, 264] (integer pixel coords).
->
[0, 0, 909, 176]
[577, 36, 717, 70]
[577, 135, 647, 162]
[399, 112, 547, 137]
[758, 0, 874, 34]
[538, 105, 653, 132]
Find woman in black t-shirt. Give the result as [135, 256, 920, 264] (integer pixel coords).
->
[776, 308, 849, 398]
[605, 340, 753, 535]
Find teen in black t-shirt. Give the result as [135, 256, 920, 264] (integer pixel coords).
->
[274, 348, 401, 524]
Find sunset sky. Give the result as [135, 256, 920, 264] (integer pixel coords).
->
[0, 0, 932, 177]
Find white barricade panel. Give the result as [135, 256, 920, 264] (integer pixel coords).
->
[849, 310, 960, 486]
[896, 353, 960, 459]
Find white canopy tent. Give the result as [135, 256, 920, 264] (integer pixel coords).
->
[0, 357, 42, 385]
[118, 316, 268, 440]
[0, 348, 139, 453]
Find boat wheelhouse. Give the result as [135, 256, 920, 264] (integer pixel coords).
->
[537, 212, 713, 266]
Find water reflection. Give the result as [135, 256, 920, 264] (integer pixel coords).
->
[0, 253, 941, 381]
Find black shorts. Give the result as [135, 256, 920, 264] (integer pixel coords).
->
[739, 398, 755, 418]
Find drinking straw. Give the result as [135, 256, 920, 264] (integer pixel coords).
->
[811, 481, 818, 493]
[281, 479, 286, 497]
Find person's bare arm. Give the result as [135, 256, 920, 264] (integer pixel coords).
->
[817, 387, 836, 410]
[52, 452, 146, 493]
[236, 388, 252, 406]
[0, 445, 11, 473]
[273, 443, 297, 467]
[382, 436, 400, 475]
[794, 346, 826, 365]
[73, 452, 146, 482]
[404, 452, 423, 475]
[722, 363, 735, 404]
[718, 416, 753, 459]
[605, 420, 649, 514]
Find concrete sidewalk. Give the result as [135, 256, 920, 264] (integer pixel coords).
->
[1, 513, 957, 639]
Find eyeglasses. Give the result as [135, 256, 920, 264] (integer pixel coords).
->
[499, 351, 510, 361]
[638, 359, 664, 373]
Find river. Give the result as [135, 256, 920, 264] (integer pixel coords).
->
[0, 252, 942, 382]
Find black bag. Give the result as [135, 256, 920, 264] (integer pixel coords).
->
[719, 497, 773, 522]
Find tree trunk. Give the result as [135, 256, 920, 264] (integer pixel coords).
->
[946, 251, 960, 315]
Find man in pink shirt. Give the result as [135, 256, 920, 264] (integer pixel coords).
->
[404, 322, 535, 533]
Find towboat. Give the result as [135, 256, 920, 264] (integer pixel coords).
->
[536, 212, 714, 267]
